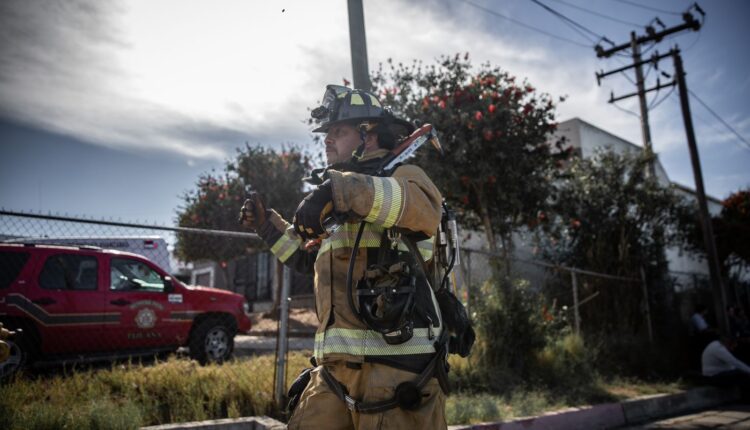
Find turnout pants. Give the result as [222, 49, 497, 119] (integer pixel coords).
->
[287, 361, 446, 430]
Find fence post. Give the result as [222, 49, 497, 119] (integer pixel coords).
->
[274, 265, 292, 409]
[465, 249, 472, 292]
[571, 270, 581, 335]
[639, 266, 654, 343]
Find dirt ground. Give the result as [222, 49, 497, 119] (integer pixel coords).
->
[249, 307, 318, 334]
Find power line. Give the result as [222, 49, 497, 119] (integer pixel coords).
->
[610, 100, 641, 118]
[687, 89, 750, 151]
[529, 0, 604, 43]
[673, 92, 750, 154]
[610, 0, 682, 16]
[546, 0, 643, 27]
[648, 84, 674, 110]
[459, 0, 593, 48]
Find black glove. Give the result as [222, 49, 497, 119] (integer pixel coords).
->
[293, 180, 334, 240]
[239, 192, 267, 230]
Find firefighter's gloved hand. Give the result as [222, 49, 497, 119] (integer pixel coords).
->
[293, 180, 334, 240]
[239, 193, 267, 230]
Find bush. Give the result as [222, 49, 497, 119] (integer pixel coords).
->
[463, 272, 607, 398]
[533, 331, 598, 397]
[471, 276, 550, 391]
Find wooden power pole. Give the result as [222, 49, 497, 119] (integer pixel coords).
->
[595, 9, 728, 332]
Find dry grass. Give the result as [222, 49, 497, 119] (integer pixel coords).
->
[0, 350, 690, 429]
[0, 352, 311, 430]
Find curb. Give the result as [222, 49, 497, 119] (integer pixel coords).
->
[448, 386, 739, 430]
[139, 386, 738, 430]
[141, 416, 285, 430]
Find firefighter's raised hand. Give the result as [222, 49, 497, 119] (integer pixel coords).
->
[239, 193, 267, 230]
[293, 180, 334, 240]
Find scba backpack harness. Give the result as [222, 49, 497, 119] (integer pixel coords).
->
[287, 124, 475, 415]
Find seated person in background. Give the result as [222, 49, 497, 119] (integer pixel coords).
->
[702, 334, 750, 397]
[691, 304, 710, 334]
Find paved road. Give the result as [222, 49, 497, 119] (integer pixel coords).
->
[622, 404, 750, 429]
[235, 335, 314, 354]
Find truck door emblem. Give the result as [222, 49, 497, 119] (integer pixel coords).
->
[168, 294, 183, 304]
[135, 308, 157, 329]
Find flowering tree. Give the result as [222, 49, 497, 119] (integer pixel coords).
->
[371, 54, 569, 253]
[714, 188, 750, 274]
[175, 144, 312, 264]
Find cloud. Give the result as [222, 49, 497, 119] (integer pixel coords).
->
[0, 0, 747, 200]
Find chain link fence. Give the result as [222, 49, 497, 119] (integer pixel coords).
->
[2, 208, 744, 417]
[0, 209, 315, 398]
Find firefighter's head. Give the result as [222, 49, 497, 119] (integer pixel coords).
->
[311, 85, 413, 165]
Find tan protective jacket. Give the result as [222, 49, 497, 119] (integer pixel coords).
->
[259, 149, 443, 368]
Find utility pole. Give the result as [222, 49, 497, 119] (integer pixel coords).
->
[672, 47, 729, 332]
[630, 31, 655, 178]
[595, 7, 729, 333]
[347, 0, 371, 91]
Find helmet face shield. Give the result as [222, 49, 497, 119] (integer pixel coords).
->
[311, 85, 351, 126]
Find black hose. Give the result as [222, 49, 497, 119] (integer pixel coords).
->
[346, 221, 367, 317]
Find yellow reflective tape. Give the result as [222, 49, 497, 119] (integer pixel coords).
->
[365, 178, 384, 223]
[396, 240, 434, 260]
[270, 230, 301, 262]
[270, 235, 289, 255]
[418, 240, 433, 260]
[369, 95, 382, 107]
[277, 241, 298, 263]
[313, 327, 440, 360]
[364, 177, 403, 228]
[350, 93, 365, 105]
[383, 177, 402, 228]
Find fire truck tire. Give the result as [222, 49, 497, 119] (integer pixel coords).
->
[188, 318, 235, 364]
[0, 324, 36, 380]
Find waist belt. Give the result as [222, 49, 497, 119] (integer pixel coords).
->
[319, 331, 449, 414]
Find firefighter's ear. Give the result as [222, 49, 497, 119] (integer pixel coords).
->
[364, 131, 379, 151]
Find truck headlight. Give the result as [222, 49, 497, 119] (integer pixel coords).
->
[243, 302, 251, 315]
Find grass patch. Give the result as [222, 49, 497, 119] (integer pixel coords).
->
[0, 352, 312, 430]
[0, 351, 692, 429]
[444, 377, 689, 426]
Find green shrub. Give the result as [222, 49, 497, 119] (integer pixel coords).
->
[471, 276, 551, 391]
[534, 331, 596, 391]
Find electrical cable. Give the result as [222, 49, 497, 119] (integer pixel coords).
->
[545, 0, 643, 27]
[529, 0, 603, 43]
[687, 89, 750, 151]
[648, 84, 675, 110]
[610, 0, 682, 16]
[610, 100, 641, 119]
[458, 0, 593, 48]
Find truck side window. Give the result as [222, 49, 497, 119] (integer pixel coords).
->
[110, 258, 165, 292]
[0, 251, 30, 289]
[39, 254, 98, 291]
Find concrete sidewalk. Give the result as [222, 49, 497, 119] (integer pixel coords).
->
[141, 386, 739, 430]
[449, 386, 740, 430]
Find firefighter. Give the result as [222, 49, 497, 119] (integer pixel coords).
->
[241, 85, 447, 429]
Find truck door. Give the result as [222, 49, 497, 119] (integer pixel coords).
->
[105, 257, 184, 350]
[24, 251, 108, 354]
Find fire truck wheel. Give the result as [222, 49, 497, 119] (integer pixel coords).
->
[188, 318, 235, 365]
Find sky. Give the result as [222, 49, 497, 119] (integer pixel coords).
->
[1, 0, 748, 228]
